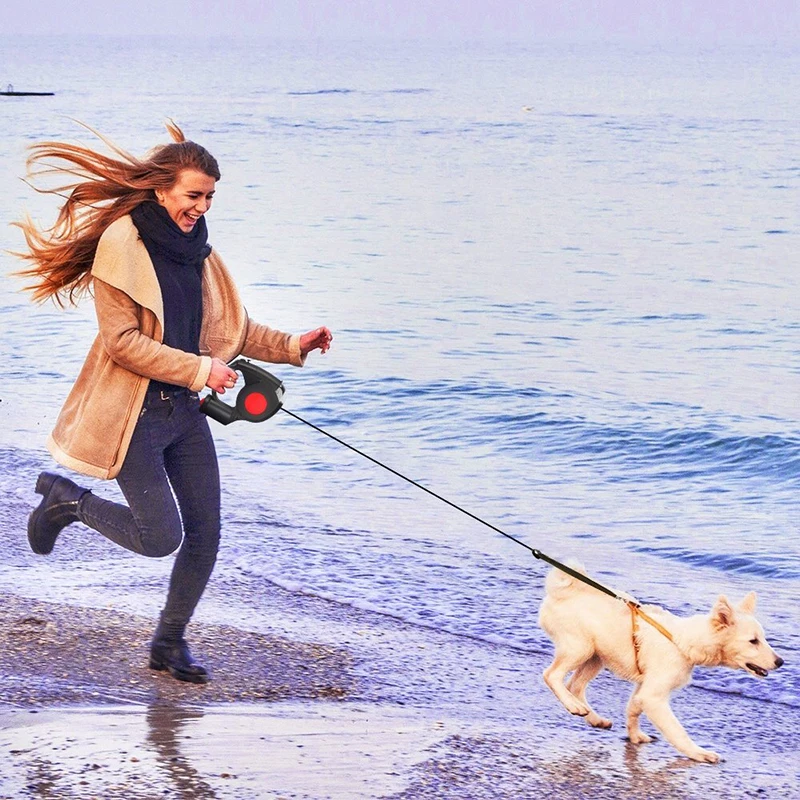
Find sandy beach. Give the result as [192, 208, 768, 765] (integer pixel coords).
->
[1, 578, 796, 799]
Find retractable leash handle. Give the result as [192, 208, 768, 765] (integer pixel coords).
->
[199, 359, 285, 425]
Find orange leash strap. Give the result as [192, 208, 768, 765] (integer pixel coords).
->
[628, 601, 676, 644]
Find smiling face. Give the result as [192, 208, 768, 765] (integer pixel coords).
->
[157, 169, 217, 233]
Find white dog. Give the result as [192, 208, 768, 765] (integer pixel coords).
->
[538, 565, 783, 763]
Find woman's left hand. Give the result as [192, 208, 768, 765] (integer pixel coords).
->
[299, 326, 333, 356]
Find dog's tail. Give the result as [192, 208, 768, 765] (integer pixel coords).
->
[544, 561, 638, 605]
[544, 560, 588, 599]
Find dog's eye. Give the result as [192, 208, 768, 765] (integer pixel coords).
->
[749, 637, 760, 645]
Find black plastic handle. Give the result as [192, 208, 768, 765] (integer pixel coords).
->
[199, 359, 285, 425]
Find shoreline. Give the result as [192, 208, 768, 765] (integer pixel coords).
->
[0, 592, 353, 709]
[1, 590, 796, 799]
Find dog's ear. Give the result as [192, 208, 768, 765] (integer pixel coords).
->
[711, 595, 736, 629]
[737, 591, 757, 615]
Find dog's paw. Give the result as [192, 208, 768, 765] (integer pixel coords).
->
[565, 698, 591, 717]
[587, 713, 613, 729]
[628, 731, 654, 744]
[688, 748, 721, 764]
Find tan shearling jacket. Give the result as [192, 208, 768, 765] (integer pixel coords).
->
[48, 214, 304, 480]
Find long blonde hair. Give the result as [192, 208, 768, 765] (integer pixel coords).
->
[13, 120, 221, 306]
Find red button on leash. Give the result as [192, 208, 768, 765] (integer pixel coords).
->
[244, 391, 268, 417]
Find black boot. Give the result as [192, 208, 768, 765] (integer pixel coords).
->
[149, 619, 210, 684]
[28, 472, 89, 555]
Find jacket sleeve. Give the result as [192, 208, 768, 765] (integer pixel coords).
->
[239, 316, 306, 367]
[93, 278, 213, 391]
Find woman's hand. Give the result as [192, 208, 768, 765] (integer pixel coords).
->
[206, 357, 239, 393]
[299, 327, 333, 356]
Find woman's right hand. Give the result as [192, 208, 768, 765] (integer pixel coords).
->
[206, 357, 239, 394]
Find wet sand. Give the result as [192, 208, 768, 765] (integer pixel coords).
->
[1, 589, 795, 799]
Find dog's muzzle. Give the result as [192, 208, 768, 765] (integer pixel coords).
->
[745, 656, 783, 677]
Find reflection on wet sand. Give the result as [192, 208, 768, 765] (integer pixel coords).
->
[0, 700, 791, 799]
[146, 704, 217, 798]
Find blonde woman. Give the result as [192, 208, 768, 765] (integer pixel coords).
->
[15, 123, 332, 683]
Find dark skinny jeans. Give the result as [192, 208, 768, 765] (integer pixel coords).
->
[78, 390, 221, 629]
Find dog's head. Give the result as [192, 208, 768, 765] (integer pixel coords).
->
[711, 592, 784, 677]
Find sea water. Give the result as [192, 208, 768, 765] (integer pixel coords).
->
[0, 36, 797, 708]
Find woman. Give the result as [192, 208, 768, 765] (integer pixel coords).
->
[15, 122, 332, 684]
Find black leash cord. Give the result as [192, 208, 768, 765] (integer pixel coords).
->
[280, 407, 629, 605]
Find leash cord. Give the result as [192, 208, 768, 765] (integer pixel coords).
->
[280, 407, 635, 607]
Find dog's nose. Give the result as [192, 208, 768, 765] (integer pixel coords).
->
[775, 657, 784, 669]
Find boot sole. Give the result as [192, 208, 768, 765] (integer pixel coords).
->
[149, 657, 210, 684]
[27, 504, 53, 555]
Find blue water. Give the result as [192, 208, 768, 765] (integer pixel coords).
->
[1, 37, 798, 708]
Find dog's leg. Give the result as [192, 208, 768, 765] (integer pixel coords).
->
[567, 655, 612, 729]
[637, 682, 720, 763]
[543, 647, 593, 718]
[625, 685, 654, 744]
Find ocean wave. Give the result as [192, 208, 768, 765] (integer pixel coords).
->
[288, 88, 355, 96]
[289, 372, 800, 488]
[629, 545, 800, 580]
[478, 411, 800, 487]
[287, 87, 431, 97]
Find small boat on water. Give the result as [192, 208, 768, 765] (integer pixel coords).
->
[1, 83, 54, 97]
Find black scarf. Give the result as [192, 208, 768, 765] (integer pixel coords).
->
[130, 202, 211, 392]
[130, 201, 211, 267]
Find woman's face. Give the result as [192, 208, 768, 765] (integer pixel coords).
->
[157, 169, 216, 233]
